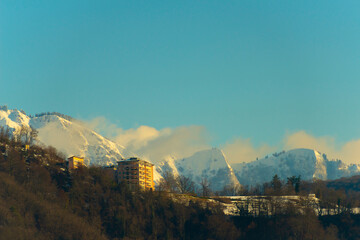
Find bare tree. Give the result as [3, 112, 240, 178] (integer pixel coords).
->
[29, 127, 38, 145]
[200, 178, 212, 197]
[18, 125, 31, 143]
[157, 170, 177, 192]
[176, 175, 195, 194]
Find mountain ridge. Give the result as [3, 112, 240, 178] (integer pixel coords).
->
[1, 107, 360, 190]
[157, 148, 241, 191]
[233, 148, 360, 186]
[0, 108, 130, 166]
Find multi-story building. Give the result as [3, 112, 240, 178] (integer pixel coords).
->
[67, 156, 84, 170]
[117, 157, 154, 190]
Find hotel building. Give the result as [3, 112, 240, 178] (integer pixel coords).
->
[117, 157, 154, 190]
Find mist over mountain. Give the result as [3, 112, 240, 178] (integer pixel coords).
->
[0, 108, 131, 166]
[1, 107, 360, 190]
[233, 148, 360, 186]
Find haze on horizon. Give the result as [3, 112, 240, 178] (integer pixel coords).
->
[1, 1, 360, 164]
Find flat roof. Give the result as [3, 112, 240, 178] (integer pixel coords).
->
[68, 156, 84, 159]
[117, 157, 154, 166]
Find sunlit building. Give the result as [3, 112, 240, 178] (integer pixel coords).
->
[117, 157, 154, 190]
[67, 156, 84, 170]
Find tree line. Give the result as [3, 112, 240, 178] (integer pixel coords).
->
[1, 127, 360, 239]
[0, 128, 240, 239]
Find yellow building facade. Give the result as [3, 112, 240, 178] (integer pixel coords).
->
[117, 157, 154, 191]
[67, 156, 84, 170]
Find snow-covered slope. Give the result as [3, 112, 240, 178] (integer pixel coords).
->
[157, 148, 240, 191]
[0, 109, 132, 166]
[233, 149, 360, 186]
[3, 108, 359, 189]
[0, 109, 30, 134]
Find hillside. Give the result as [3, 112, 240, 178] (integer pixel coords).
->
[0, 108, 132, 166]
[0, 134, 240, 239]
[1, 114, 360, 239]
[0, 108, 238, 189]
[326, 175, 360, 192]
[2, 107, 360, 190]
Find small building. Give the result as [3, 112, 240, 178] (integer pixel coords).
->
[117, 157, 154, 191]
[67, 156, 84, 170]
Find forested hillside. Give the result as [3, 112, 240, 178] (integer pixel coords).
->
[0, 129, 239, 240]
[1, 128, 360, 240]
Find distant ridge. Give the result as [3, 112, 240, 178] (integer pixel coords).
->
[157, 148, 240, 191]
[232, 148, 360, 186]
[1, 107, 360, 189]
[33, 112, 74, 121]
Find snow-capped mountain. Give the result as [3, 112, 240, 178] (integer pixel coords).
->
[2, 107, 360, 190]
[157, 148, 240, 191]
[233, 148, 360, 186]
[0, 108, 131, 166]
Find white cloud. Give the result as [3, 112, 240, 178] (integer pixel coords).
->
[222, 131, 360, 165]
[131, 126, 210, 162]
[283, 131, 360, 164]
[85, 117, 360, 165]
[113, 125, 163, 151]
[283, 130, 337, 153]
[83, 116, 122, 138]
[84, 117, 210, 163]
[340, 139, 360, 164]
[222, 138, 276, 164]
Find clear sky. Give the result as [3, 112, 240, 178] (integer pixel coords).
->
[1, 1, 360, 158]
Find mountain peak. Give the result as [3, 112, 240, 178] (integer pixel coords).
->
[157, 148, 240, 191]
[0, 108, 30, 132]
[0, 108, 130, 166]
[286, 148, 321, 155]
[233, 148, 360, 186]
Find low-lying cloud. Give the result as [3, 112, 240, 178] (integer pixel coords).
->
[85, 117, 210, 163]
[221, 138, 276, 164]
[128, 126, 210, 162]
[222, 131, 360, 164]
[85, 117, 360, 165]
[283, 130, 360, 164]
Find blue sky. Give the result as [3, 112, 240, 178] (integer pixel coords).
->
[1, 1, 360, 155]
